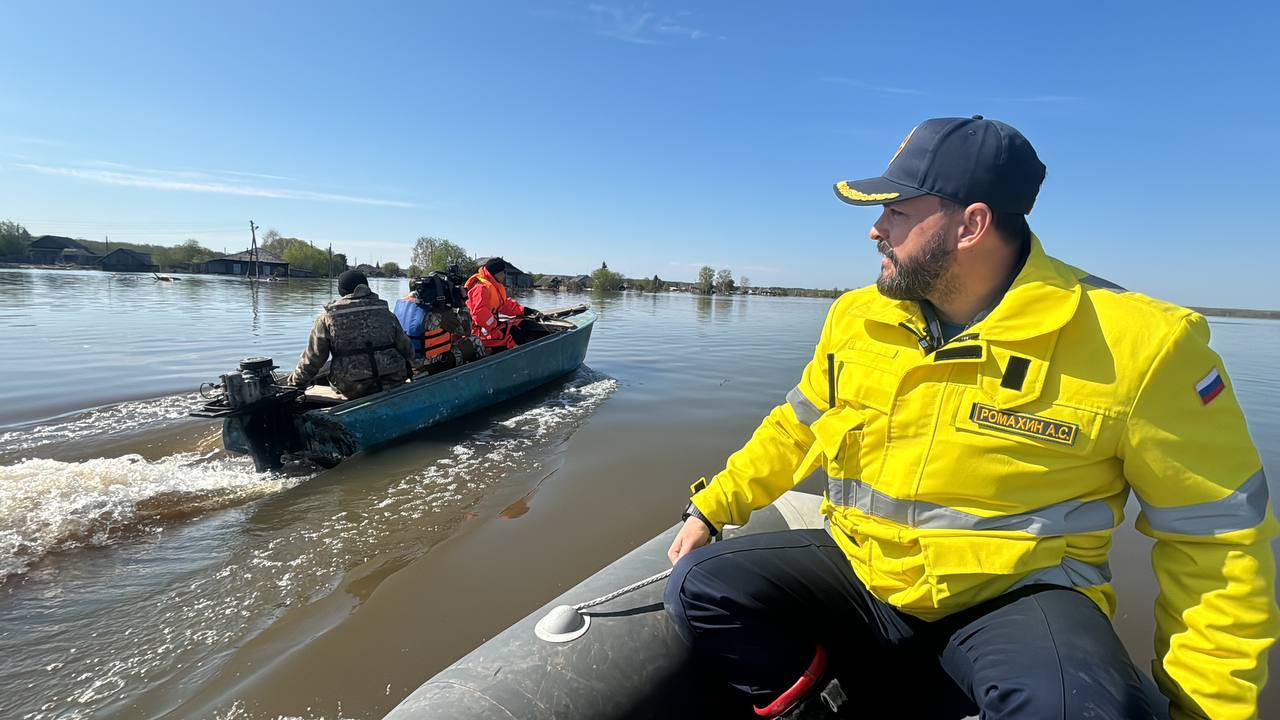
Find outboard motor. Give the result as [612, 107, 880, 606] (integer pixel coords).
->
[191, 357, 302, 471]
[222, 357, 279, 409]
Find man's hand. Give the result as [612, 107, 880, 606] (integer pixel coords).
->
[668, 516, 713, 565]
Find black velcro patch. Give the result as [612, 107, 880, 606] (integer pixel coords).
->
[970, 403, 1079, 446]
[1001, 356, 1031, 390]
[934, 345, 982, 361]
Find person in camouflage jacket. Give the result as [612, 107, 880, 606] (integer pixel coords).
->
[288, 270, 414, 399]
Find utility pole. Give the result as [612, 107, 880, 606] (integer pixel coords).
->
[248, 220, 260, 280]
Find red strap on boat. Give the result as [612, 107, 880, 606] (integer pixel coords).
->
[753, 645, 827, 718]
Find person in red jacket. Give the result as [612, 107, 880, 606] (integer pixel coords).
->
[464, 257, 542, 352]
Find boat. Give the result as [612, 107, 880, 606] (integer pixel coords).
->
[191, 304, 595, 471]
[382, 490, 1172, 720]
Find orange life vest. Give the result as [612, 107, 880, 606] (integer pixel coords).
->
[424, 326, 452, 360]
[465, 268, 509, 313]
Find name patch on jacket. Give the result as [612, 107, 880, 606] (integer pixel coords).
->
[969, 403, 1079, 446]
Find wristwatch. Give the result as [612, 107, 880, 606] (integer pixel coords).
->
[682, 501, 719, 538]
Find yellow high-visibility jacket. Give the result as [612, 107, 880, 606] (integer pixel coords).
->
[691, 236, 1277, 720]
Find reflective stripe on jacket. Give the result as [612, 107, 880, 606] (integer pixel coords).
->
[690, 235, 1278, 720]
[464, 267, 525, 349]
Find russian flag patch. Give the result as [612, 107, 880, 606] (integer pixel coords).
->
[1195, 367, 1225, 405]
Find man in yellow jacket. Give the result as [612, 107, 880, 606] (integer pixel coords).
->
[664, 116, 1276, 719]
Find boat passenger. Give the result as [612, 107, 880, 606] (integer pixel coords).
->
[464, 257, 543, 353]
[395, 275, 486, 374]
[664, 117, 1276, 720]
[287, 270, 414, 399]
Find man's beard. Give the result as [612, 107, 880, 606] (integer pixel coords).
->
[876, 230, 957, 302]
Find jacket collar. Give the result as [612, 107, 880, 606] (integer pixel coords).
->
[325, 284, 378, 310]
[845, 234, 1081, 343]
[465, 267, 503, 291]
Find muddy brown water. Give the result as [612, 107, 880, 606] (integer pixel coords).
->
[0, 268, 1277, 718]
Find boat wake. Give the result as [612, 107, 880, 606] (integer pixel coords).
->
[0, 392, 203, 456]
[0, 453, 303, 580]
[391, 370, 618, 513]
[0, 370, 619, 720]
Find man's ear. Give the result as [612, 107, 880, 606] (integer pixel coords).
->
[956, 203, 993, 251]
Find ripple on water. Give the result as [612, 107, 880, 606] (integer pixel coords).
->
[0, 393, 203, 456]
[0, 453, 302, 580]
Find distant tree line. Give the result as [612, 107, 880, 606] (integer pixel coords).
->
[260, 229, 348, 276]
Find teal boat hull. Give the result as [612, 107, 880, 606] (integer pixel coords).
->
[293, 309, 596, 464]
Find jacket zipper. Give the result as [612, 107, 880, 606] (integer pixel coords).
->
[897, 321, 935, 354]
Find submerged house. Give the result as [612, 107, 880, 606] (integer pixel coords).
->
[59, 247, 103, 266]
[97, 248, 158, 273]
[28, 236, 93, 264]
[200, 250, 289, 277]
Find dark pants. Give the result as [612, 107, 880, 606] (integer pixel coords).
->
[664, 530, 1165, 719]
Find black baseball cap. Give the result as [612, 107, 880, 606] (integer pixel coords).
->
[834, 116, 1046, 214]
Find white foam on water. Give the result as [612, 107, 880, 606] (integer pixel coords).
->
[385, 373, 619, 519]
[0, 393, 203, 455]
[0, 370, 618, 720]
[0, 453, 302, 579]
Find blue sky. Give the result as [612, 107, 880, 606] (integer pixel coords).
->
[2, 1, 1277, 307]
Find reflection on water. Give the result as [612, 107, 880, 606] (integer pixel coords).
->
[0, 269, 1277, 718]
[0, 269, 379, 427]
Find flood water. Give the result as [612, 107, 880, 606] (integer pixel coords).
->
[1, 267, 1276, 719]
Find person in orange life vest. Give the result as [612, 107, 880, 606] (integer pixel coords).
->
[464, 257, 543, 352]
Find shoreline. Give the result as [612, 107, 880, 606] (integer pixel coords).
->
[4, 263, 1278, 319]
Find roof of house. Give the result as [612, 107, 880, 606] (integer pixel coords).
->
[213, 249, 288, 264]
[97, 248, 154, 264]
[30, 235, 91, 251]
[474, 257, 526, 275]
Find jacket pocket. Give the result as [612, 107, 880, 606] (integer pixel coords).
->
[796, 406, 865, 483]
[835, 346, 903, 415]
[920, 533, 1066, 577]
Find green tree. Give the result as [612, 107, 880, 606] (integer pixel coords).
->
[381, 261, 403, 277]
[591, 261, 624, 291]
[329, 253, 348, 276]
[0, 220, 32, 258]
[407, 264, 423, 278]
[260, 228, 285, 256]
[697, 265, 714, 294]
[653, 275, 662, 291]
[282, 241, 329, 273]
[411, 236, 475, 275]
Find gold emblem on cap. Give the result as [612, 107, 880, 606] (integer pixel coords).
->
[835, 181, 900, 202]
[890, 125, 917, 165]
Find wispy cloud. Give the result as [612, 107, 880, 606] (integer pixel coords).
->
[589, 4, 723, 44]
[15, 161, 417, 208]
[822, 77, 925, 96]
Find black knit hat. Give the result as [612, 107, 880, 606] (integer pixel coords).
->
[483, 257, 508, 275]
[338, 270, 367, 295]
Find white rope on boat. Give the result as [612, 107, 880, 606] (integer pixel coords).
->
[573, 568, 673, 611]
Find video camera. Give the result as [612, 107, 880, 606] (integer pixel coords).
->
[411, 264, 467, 310]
